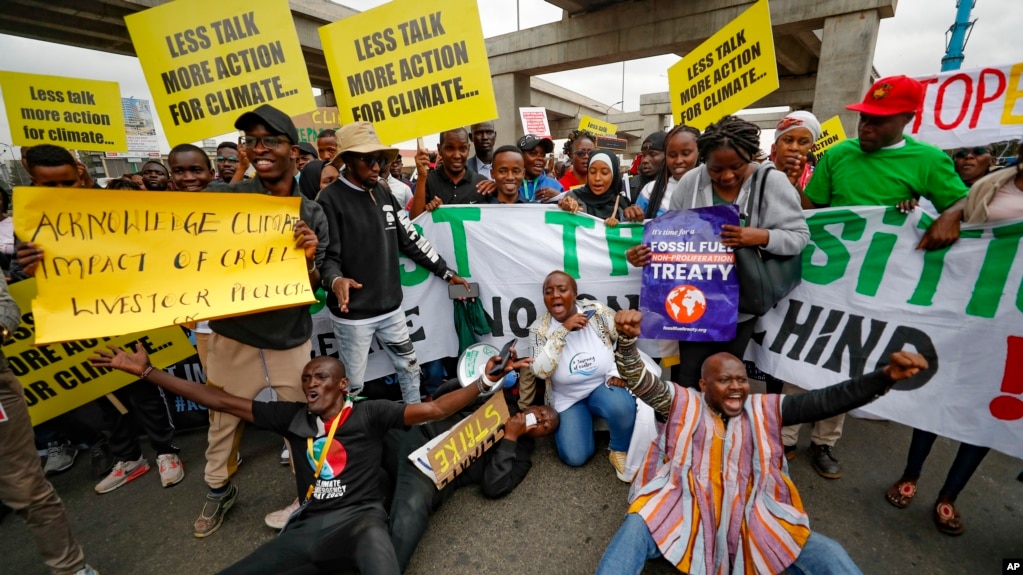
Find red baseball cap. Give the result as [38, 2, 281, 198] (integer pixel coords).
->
[846, 75, 924, 116]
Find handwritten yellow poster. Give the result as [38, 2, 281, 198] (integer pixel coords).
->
[0, 71, 127, 151]
[319, 0, 498, 144]
[125, 0, 315, 145]
[666, 0, 779, 131]
[291, 107, 342, 145]
[13, 187, 316, 344]
[2, 279, 196, 425]
[813, 115, 848, 156]
[427, 392, 509, 489]
[578, 115, 618, 137]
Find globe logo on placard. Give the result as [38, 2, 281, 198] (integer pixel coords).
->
[665, 285, 706, 323]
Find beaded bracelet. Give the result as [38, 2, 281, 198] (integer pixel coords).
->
[140, 365, 154, 379]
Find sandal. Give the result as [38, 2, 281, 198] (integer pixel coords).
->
[934, 500, 965, 536]
[885, 478, 917, 509]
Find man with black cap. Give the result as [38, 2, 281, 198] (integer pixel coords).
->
[629, 131, 666, 202]
[517, 134, 563, 202]
[317, 122, 470, 406]
[191, 103, 330, 538]
[140, 160, 169, 191]
[296, 142, 318, 173]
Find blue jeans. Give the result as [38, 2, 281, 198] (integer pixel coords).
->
[596, 513, 862, 575]
[332, 312, 421, 404]
[555, 384, 636, 466]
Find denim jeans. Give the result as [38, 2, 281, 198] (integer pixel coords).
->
[903, 428, 990, 500]
[332, 312, 421, 404]
[555, 384, 636, 466]
[596, 513, 862, 575]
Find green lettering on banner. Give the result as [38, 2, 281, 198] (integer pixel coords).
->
[966, 221, 1023, 318]
[431, 207, 481, 277]
[545, 211, 596, 278]
[801, 210, 866, 285]
[855, 209, 907, 296]
[605, 223, 644, 276]
[399, 223, 431, 286]
[907, 228, 983, 307]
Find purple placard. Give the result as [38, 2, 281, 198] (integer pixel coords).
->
[639, 205, 739, 341]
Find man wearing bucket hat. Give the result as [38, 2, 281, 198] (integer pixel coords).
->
[792, 76, 968, 481]
[317, 122, 471, 407]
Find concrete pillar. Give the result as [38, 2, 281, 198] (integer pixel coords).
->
[492, 73, 532, 147]
[812, 10, 881, 137]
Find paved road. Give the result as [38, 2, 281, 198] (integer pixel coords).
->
[3, 395, 1021, 574]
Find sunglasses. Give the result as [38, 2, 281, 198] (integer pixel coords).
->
[573, 149, 591, 158]
[216, 156, 239, 163]
[353, 153, 389, 167]
[954, 147, 990, 159]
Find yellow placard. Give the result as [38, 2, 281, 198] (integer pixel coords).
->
[319, 0, 498, 144]
[13, 187, 316, 344]
[812, 115, 848, 157]
[0, 71, 127, 151]
[125, 0, 316, 145]
[2, 279, 196, 425]
[291, 107, 342, 145]
[427, 392, 509, 489]
[667, 0, 779, 131]
[578, 115, 618, 137]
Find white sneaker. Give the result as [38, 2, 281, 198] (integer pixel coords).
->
[44, 441, 78, 476]
[264, 498, 301, 530]
[95, 456, 150, 494]
[157, 454, 185, 487]
[279, 444, 290, 466]
[74, 565, 99, 575]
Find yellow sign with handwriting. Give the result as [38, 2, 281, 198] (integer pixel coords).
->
[125, 0, 315, 145]
[578, 115, 618, 137]
[319, 0, 498, 144]
[292, 107, 342, 145]
[813, 115, 848, 156]
[13, 187, 315, 344]
[0, 71, 127, 151]
[427, 392, 509, 489]
[2, 279, 196, 425]
[667, 0, 779, 130]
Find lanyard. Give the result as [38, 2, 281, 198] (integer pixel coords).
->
[305, 397, 352, 501]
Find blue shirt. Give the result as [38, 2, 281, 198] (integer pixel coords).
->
[519, 172, 563, 202]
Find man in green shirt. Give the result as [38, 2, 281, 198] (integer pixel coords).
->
[792, 75, 968, 480]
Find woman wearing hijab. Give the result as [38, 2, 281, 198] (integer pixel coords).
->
[298, 159, 339, 200]
[557, 151, 640, 227]
[770, 110, 822, 199]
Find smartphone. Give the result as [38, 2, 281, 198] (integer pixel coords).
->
[572, 309, 596, 331]
[487, 339, 516, 377]
[524, 413, 538, 427]
[448, 282, 480, 299]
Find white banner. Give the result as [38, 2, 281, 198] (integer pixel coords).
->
[908, 63, 1023, 149]
[750, 206, 1023, 458]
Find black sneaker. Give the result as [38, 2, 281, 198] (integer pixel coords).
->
[90, 438, 115, 478]
[809, 443, 842, 479]
[193, 484, 238, 538]
[783, 444, 798, 461]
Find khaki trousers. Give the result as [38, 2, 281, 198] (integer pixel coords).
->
[203, 334, 310, 488]
[780, 381, 845, 447]
[0, 369, 87, 575]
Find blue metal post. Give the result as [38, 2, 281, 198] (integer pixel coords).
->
[941, 0, 977, 71]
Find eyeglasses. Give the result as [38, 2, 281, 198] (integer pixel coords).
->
[353, 153, 389, 167]
[954, 147, 990, 159]
[216, 156, 239, 163]
[573, 149, 591, 158]
[239, 136, 289, 149]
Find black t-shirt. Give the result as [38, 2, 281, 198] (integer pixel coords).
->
[252, 399, 405, 511]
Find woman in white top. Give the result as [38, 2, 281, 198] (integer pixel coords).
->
[634, 125, 701, 219]
[529, 271, 637, 482]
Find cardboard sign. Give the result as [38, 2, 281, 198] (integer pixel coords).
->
[0, 71, 127, 151]
[1, 279, 196, 425]
[667, 0, 779, 130]
[319, 0, 498, 144]
[125, 0, 315, 145]
[578, 115, 617, 137]
[639, 206, 739, 341]
[426, 393, 509, 488]
[813, 115, 847, 156]
[291, 107, 342, 145]
[519, 107, 551, 139]
[13, 187, 316, 343]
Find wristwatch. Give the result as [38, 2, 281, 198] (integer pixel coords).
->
[441, 268, 455, 281]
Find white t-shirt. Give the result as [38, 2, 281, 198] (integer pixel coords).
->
[387, 175, 413, 212]
[549, 320, 618, 412]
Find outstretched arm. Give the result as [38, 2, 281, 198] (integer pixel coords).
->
[612, 310, 674, 418]
[91, 345, 255, 423]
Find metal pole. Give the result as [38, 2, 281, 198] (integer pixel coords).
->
[941, 0, 976, 71]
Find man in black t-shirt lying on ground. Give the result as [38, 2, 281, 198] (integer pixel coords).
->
[91, 347, 530, 575]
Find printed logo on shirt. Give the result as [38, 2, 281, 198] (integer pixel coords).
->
[312, 479, 347, 500]
[307, 437, 347, 480]
[0, 400, 7, 423]
[569, 353, 598, 376]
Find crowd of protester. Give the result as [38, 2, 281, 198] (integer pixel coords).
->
[1, 73, 1021, 575]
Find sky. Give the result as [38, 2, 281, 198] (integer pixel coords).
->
[0, 0, 1020, 162]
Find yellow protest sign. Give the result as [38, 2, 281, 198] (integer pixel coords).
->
[2, 279, 196, 425]
[427, 392, 509, 489]
[13, 187, 316, 344]
[0, 71, 127, 151]
[291, 107, 341, 145]
[813, 115, 848, 156]
[667, 0, 779, 131]
[125, 0, 315, 145]
[578, 115, 618, 137]
[319, 0, 498, 144]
